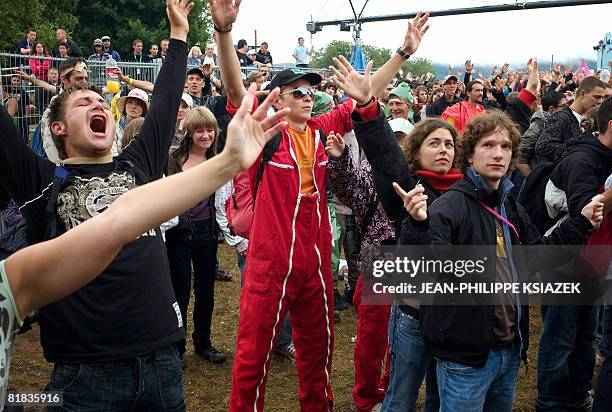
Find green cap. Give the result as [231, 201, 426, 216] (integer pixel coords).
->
[312, 91, 334, 117]
[389, 82, 413, 104]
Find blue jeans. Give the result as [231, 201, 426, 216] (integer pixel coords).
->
[536, 304, 597, 411]
[436, 342, 521, 412]
[277, 313, 293, 349]
[594, 307, 612, 411]
[165, 219, 218, 353]
[382, 305, 439, 412]
[46, 345, 185, 411]
[601, 305, 611, 357]
[237, 252, 246, 278]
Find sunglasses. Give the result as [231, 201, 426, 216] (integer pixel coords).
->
[280, 86, 314, 99]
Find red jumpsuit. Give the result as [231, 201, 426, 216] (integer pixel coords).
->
[229, 100, 354, 412]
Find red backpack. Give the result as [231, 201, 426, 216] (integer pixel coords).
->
[225, 132, 282, 239]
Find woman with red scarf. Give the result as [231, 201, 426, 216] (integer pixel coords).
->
[354, 112, 463, 411]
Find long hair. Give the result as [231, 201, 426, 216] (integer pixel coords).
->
[171, 106, 219, 165]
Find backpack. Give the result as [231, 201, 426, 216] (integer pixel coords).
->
[517, 162, 564, 235]
[225, 128, 326, 239]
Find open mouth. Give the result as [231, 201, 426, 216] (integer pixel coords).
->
[90, 115, 106, 134]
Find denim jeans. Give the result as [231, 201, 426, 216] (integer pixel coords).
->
[382, 305, 439, 412]
[277, 313, 293, 349]
[436, 342, 521, 412]
[536, 304, 597, 411]
[165, 218, 217, 353]
[46, 344, 185, 411]
[237, 252, 246, 278]
[594, 307, 612, 411]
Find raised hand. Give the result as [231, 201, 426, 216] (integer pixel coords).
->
[581, 195, 605, 227]
[224, 83, 289, 171]
[393, 182, 428, 222]
[167, 0, 194, 41]
[329, 55, 373, 105]
[465, 60, 474, 73]
[400, 11, 430, 55]
[324, 132, 345, 158]
[14, 69, 33, 82]
[502, 63, 510, 73]
[201, 63, 213, 77]
[208, 0, 242, 31]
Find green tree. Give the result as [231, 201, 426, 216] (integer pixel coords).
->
[0, 0, 211, 56]
[402, 57, 436, 77]
[310, 40, 392, 70]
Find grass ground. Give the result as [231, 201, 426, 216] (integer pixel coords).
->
[8, 244, 599, 411]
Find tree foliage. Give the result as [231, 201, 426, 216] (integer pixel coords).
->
[0, 0, 211, 55]
[402, 57, 436, 77]
[310, 40, 392, 69]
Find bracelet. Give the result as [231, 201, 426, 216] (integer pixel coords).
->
[128, 78, 134, 86]
[396, 48, 410, 60]
[357, 96, 375, 108]
[214, 24, 232, 33]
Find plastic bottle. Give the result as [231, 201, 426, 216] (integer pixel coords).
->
[105, 57, 121, 94]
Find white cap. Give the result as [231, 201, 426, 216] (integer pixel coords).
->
[388, 118, 414, 135]
[181, 93, 194, 108]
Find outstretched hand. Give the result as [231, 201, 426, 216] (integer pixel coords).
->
[208, 0, 242, 31]
[393, 182, 428, 222]
[324, 132, 345, 158]
[166, 0, 194, 41]
[223, 83, 289, 171]
[329, 55, 373, 106]
[400, 11, 430, 55]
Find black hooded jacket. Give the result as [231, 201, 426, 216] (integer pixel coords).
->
[401, 176, 594, 367]
[550, 133, 612, 215]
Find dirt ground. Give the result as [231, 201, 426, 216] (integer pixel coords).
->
[8, 244, 600, 411]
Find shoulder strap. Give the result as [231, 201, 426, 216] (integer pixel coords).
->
[253, 131, 282, 207]
[43, 165, 69, 240]
[479, 201, 520, 240]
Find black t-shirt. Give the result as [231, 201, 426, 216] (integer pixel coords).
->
[236, 51, 250, 67]
[256, 51, 272, 65]
[0, 39, 188, 363]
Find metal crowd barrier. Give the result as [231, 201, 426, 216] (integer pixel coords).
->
[1, 51, 336, 141]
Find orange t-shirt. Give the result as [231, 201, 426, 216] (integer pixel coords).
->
[288, 127, 315, 195]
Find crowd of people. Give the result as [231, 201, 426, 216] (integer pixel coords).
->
[0, 0, 611, 411]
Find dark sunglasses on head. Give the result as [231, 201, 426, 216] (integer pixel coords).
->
[280, 86, 314, 99]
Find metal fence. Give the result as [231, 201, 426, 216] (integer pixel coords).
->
[0, 51, 335, 141]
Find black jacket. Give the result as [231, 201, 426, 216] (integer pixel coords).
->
[535, 106, 581, 163]
[401, 176, 593, 367]
[426, 95, 459, 117]
[550, 133, 612, 215]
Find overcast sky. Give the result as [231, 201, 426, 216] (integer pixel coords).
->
[229, 0, 611, 67]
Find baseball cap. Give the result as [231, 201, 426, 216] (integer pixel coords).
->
[181, 93, 193, 108]
[101, 36, 111, 41]
[187, 67, 205, 78]
[388, 118, 414, 135]
[443, 75, 459, 84]
[267, 68, 322, 91]
[93, 38, 103, 46]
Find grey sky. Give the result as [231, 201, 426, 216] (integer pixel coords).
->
[230, 0, 611, 66]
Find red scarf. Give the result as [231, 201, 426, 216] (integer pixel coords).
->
[416, 168, 463, 193]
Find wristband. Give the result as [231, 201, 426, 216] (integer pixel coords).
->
[214, 24, 232, 33]
[357, 96, 375, 108]
[128, 78, 134, 86]
[396, 48, 410, 60]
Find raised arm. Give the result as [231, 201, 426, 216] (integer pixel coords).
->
[370, 12, 429, 99]
[118, 69, 154, 93]
[209, 0, 247, 107]
[119, 0, 192, 178]
[6, 84, 289, 318]
[15, 69, 56, 94]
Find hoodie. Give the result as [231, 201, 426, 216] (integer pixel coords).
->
[549, 132, 612, 216]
